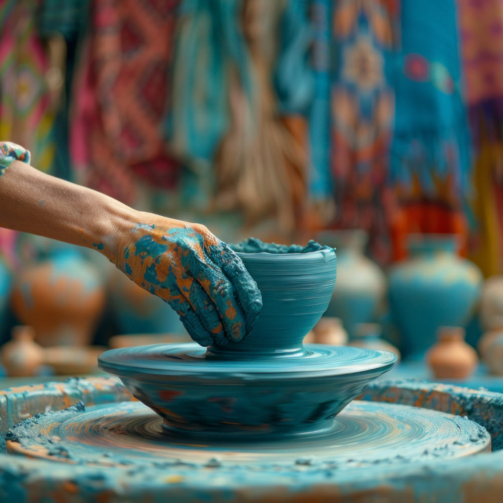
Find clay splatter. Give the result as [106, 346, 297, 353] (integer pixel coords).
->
[1, 378, 503, 501]
[6, 400, 489, 468]
[0, 142, 31, 177]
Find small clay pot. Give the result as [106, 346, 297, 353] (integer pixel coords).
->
[350, 324, 401, 361]
[1, 326, 44, 377]
[303, 331, 316, 343]
[478, 316, 503, 361]
[480, 276, 503, 329]
[427, 327, 478, 379]
[312, 317, 348, 346]
[478, 317, 503, 375]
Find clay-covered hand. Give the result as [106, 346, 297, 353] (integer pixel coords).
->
[108, 214, 263, 347]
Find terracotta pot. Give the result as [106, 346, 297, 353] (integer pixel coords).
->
[1, 326, 44, 377]
[389, 235, 482, 359]
[312, 317, 348, 346]
[11, 247, 106, 347]
[317, 230, 386, 339]
[350, 323, 401, 361]
[480, 276, 503, 330]
[427, 327, 478, 379]
[109, 267, 185, 335]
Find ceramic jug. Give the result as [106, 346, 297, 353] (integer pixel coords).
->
[317, 230, 386, 338]
[350, 323, 401, 361]
[426, 327, 478, 379]
[1, 326, 44, 377]
[389, 235, 482, 359]
[11, 246, 106, 347]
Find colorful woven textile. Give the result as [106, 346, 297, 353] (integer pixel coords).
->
[329, 0, 398, 262]
[390, 0, 471, 194]
[459, 0, 503, 142]
[0, 0, 56, 173]
[165, 0, 249, 164]
[213, 0, 312, 234]
[458, 0, 503, 274]
[71, 0, 181, 202]
[308, 0, 333, 202]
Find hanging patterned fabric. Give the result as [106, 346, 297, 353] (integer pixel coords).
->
[38, 0, 91, 182]
[330, 0, 399, 262]
[389, 0, 472, 260]
[458, 0, 503, 275]
[214, 0, 313, 235]
[71, 0, 181, 203]
[308, 0, 333, 205]
[0, 0, 57, 173]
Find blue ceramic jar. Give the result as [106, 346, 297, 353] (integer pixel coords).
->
[318, 230, 386, 339]
[389, 235, 482, 360]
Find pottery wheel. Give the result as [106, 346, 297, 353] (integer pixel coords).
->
[6, 400, 490, 470]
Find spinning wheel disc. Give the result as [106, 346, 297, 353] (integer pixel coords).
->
[7, 400, 490, 470]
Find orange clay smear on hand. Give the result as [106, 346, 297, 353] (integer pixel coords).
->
[107, 216, 262, 347]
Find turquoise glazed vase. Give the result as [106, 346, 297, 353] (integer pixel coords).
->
[389, 235, 483, 360]
[317, 230, 386, 339]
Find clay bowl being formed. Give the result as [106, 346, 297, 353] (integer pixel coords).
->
[210, 238, 339, 357]
[99, 239, 396, 439]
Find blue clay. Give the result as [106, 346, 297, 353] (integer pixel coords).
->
[98, 344, 396, 438]
[229, 237, 331, 254]
[219, 239, 337, 356]
[6, 399, 489, 469]
[0, 377, 502, 502]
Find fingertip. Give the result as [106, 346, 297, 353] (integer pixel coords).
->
[246, 297, 263, 316]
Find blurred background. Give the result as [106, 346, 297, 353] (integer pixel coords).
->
[0, 0, 503, 384]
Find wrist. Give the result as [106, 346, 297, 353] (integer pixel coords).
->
[92, 200, 139, 264]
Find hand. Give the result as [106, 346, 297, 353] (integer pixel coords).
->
[108, 213, 263, 347]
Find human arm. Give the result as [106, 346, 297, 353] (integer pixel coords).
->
[0, 143, 262, 346]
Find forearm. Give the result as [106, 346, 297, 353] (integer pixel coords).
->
[0, 160, 137, 254]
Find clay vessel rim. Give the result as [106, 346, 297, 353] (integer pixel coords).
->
[235, 248, 335, 258]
